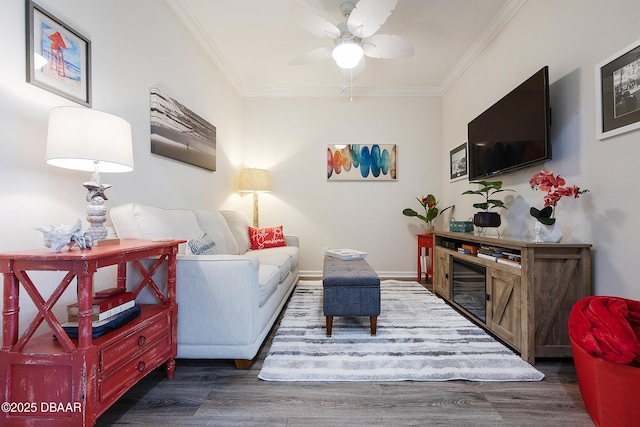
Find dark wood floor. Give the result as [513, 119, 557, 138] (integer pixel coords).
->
[97, 282, 594, 427]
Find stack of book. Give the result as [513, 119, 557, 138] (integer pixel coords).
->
[497, 251, 522, 268]
[477, 245, 522, 268]
[62, 288, 140, 338]
[477, 245, 504, 261]
[457, 243, 479, 255]
[420, 249, 431, 274]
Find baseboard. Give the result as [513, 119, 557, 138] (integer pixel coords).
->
[299, 270, 418, 281]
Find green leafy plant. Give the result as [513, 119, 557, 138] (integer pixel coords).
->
[462, 180, 514, 211]
[402, 194, 453, 226]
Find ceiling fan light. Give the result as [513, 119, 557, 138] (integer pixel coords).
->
[332, 42, 363, 69]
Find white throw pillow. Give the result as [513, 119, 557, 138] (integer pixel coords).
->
[187, 233, 219, 255]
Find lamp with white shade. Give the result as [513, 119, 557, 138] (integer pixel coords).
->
[46, 106, 134, 242]
[238, 168, 271, 228]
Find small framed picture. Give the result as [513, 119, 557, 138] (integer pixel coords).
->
[596, 38, 640, 139]
[26, 0, 91, 106]
[450, 142, 467, 181]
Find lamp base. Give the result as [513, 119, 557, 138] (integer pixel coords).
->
[85, 196, 109, 241]
[252, 192, 260, 228]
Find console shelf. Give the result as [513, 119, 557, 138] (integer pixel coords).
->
[433, 231, 591, 364]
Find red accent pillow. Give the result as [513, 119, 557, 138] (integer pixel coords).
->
[248, 225, 286, 250]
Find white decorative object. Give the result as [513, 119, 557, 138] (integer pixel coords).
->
[36, 218, 93, 252]
[534, 220, 563, 243]
[325, 248, 367, 260]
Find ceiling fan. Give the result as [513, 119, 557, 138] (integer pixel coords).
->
[289, 0, 414, 80]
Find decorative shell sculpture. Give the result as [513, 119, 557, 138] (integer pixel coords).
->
[36, 219, 93, 253]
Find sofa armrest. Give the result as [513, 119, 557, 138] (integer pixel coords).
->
[284, 234, 299, 248]
[132, 255, 262, 346]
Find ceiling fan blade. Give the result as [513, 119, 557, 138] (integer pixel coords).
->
[363, 34, 414, 59]
[289, 46, 333, 65]
[290, 3, 340, 39]
[347, 0, 398, 39]
[340, 57, 366, 80]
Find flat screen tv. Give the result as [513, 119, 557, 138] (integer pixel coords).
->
[467, 66, 551, 181]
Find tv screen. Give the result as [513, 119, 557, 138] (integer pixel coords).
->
[467, 66, 551, 181]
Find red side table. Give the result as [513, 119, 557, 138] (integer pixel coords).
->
[0, 239, 184, 427]
[416, 233, 434, 283]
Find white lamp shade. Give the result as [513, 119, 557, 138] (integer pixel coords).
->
[46, 106, 134, 173]
[332, 42, 364, 69]
[239, 168, 271, 192]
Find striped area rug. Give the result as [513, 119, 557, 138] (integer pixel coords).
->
[258, 280, 544, 382]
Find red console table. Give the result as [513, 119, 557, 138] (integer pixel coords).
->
[416, 233, 434, 283]
[0, 239, 184, 427]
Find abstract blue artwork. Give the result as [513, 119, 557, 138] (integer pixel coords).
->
[327, 144, 396, 181]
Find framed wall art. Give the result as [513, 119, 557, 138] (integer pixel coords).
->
[327, 144, 396, 181]
[450, 142, 468, 181]
[150, 87, 217, 171]
[596, 38, 640, 139]
[26, 0, 91, 106]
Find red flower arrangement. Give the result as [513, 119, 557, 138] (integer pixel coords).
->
[529, 170, 589, 225]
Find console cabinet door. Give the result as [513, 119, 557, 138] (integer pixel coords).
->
[486, 267, 521, 350]
[433, 248, 450, 298]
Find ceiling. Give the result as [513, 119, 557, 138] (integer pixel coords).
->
[165, 0, 526, 97]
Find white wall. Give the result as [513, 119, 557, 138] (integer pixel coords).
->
[0, 0, 243, 338]
[442, 0, 640, 299]
[241, 96, 442, 276]
[3, 0, 639, 345]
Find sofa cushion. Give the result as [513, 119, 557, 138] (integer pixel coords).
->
[246, 246, 293, 282]
[258, 265, 280, 307]
[192, 209, 239, 255]
[110, 203, 202, 253]
[248, 225, 286, 250]
[220, 210, 251, 254]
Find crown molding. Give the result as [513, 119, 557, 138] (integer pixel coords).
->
[242, 86, 442, 98]
[165, 0, 247, 95]
[439, 0, 528, 94]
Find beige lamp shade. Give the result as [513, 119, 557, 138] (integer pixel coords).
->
[239, 168, 271, 192]
[46, 106, 134, 173]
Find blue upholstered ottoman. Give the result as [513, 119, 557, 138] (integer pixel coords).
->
[322, 256, 380, 337]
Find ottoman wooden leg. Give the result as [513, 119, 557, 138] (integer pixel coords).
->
[370, 316, 377, 336]
[326, 316, 333, 337]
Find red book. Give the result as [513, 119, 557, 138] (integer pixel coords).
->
[67, 292, 135, 316]
[94, 287, 126, 298]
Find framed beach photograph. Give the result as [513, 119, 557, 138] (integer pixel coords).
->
[327, 144, 396, 181]
[450, 142, 468, 181]
[596, 38, 640, 139]
[150, 87, 217, 171]
[26, 0, 91, 106]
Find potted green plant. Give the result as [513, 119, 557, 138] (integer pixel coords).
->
[462, 180, 514, 228]
[402, 194, 453, 234]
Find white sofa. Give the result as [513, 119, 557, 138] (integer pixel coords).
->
[109, 203, 299, 368]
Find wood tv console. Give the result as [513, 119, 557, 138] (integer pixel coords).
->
[433, 231, 591, 364]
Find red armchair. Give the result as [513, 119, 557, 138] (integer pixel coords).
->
[569, 296, 640, 427]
